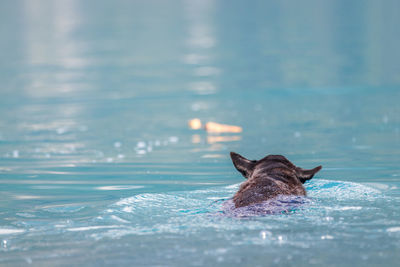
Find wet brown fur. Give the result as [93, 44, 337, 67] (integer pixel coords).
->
[230, 152, 322, 208]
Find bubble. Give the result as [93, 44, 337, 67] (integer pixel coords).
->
[260, 230, 272, 240]
[56, 128, 67, 135]
[169, 136, 179, 143]
[114, 142, 122, 148]
[137, 141, 146, 148]
[194, 66, 221, 77]
[12, 150, 19, 158]
[136, 150, 146, 155]
[387, 227, 400, 233]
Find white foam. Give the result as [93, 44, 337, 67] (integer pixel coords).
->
[307, 179, 380, 200]
[96, 185, 144, 191]
[169, 136, 179, 143]
[340, 206, 363, 211]
[90, 179, 389, 240]
[136, 141, 146, 148]
[136, 150, 146, 155]
[122, 206, 133, 213]
[14, 195, 44, 200]
[67, 225, 120, 232]
[387, 227, 400, 233]
[114, 141, 122, 148]
[12, 150, 19, 158]
[0, 228, 25, 235]
[110, 215, 129, 223]
[326, 206, 363, 211]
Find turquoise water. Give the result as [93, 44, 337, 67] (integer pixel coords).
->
[1, 0, 400, 266]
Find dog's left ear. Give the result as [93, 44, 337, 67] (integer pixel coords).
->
[230, 152, 257, 179]
[296, 166, 322, 183]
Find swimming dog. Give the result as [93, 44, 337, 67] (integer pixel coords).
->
[230, 152, 322, 208]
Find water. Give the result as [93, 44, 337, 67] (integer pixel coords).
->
[1, 0, 400, 266]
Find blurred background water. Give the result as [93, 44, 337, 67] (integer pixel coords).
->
[0, 0, 399, 266]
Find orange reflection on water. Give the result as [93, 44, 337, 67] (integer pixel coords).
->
[188, 119, 242, 133]
[207, 135, 241, 144]
[189, 118, 242, 146]
[205, 122, 242, 133]
[191, 134, 201, 144]
[188, 118, 202, 129]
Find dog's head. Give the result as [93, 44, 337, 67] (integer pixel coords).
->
[230, 152, 322, 184]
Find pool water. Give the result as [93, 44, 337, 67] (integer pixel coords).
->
[1, 0, 400, 266]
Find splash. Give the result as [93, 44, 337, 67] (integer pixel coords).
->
[87, 179, 382, 239]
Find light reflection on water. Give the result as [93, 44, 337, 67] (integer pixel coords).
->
[1, 0, 400, 266]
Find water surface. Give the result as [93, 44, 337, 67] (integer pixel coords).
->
[1, 0, 400, 266]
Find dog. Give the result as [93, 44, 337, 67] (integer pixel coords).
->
[230, 152, 322, 208]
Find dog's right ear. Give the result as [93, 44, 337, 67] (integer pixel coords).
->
[296, 165, 322, 183]
[230, 152, 256, 179]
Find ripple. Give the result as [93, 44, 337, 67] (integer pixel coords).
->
[95, 185, 145, 191]
[0, 179, 392, 245]
[67, 225, 120, 232]
[326, 206, 363, 211]
[84, 179, 386, 240]
[14, 195, 46, 200]
[306, 179, 380, 200]
[43, 205, 85, 213]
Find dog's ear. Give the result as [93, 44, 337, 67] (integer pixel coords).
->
[230, 152, 257, 179]
[296, 166, 322, 183]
